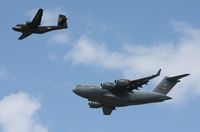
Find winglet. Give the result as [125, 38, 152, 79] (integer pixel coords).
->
[156, 69, 161, 76]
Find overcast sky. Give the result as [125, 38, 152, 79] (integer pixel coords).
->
[0, 0, 200, 132]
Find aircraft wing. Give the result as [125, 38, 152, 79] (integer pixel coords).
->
[18, 32, 32, 40]
[102, 106, 115, 115]
[128, 69, 161, 90]
[31, 9, 43, 27]
[101, 69, 161, 92]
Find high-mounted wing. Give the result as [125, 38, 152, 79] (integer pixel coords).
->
[102, 106, 115, 115]
[128, 69, 161, 90]
[18, 32, 32, 40]
[31, 9, 43, 27]
[102, 69, 161, 92]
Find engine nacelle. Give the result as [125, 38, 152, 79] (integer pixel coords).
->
[26, 21, 32, 26]
[115, 79, 130, 87]
[101, 82, 115, 90]
[88, 101, 102, 108]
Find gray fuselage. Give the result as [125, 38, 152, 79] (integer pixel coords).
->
[73, 85, 172, 107]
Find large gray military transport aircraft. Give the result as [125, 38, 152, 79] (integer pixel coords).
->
[73, 69, 189, 115]
[13, 9, 68, 40]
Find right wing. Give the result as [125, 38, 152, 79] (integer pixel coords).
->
[102, 106, 115, 115]
[18, 32, 32, 40]
[31, 9, 43, 27]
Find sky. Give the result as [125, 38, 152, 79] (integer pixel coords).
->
[0, 0, 200, 132]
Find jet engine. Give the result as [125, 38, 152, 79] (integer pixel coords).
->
[115, 79, 130, 87]
[101, 82, 115, 90]
[88, 101, 102, 108]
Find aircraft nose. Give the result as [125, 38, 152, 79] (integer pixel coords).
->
[72, 88, 78, 94]
[12, 27, 17, 31]
[12, 26, 22, 31]
[73, 86, 81, 95]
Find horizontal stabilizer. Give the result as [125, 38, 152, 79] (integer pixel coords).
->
[167, 74, 190, 81]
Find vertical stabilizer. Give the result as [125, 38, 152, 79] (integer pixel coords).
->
[153, 74, 190, 95]
[58, 15, 68, 28]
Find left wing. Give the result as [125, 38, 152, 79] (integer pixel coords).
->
[102, 69, 161, 92]
[31, 9, 43, 27]
[18, 32, 32, 40]
[128, 69, 161, 90]
[102, 106, 115, 115]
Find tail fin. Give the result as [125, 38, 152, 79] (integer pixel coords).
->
[153, 74, 190, 95]
[57, 15, 68, 28]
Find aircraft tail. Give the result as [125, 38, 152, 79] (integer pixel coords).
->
[153, 74, 190, 95]
[57, 15, 68, 28]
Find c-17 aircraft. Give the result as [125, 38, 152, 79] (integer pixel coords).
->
[12, 9, 68, 40]
[73, 69, 190, 115]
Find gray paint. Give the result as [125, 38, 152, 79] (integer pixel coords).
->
[153, 74, 190, 95]
[73, 72, 189, 115]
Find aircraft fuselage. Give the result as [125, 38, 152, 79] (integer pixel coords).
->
[12, 24, 66, 34]
[73, 85, 172, 107]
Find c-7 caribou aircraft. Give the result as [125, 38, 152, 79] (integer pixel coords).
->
[73, 69, 189, 115]
[13, 9, 68, 40]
